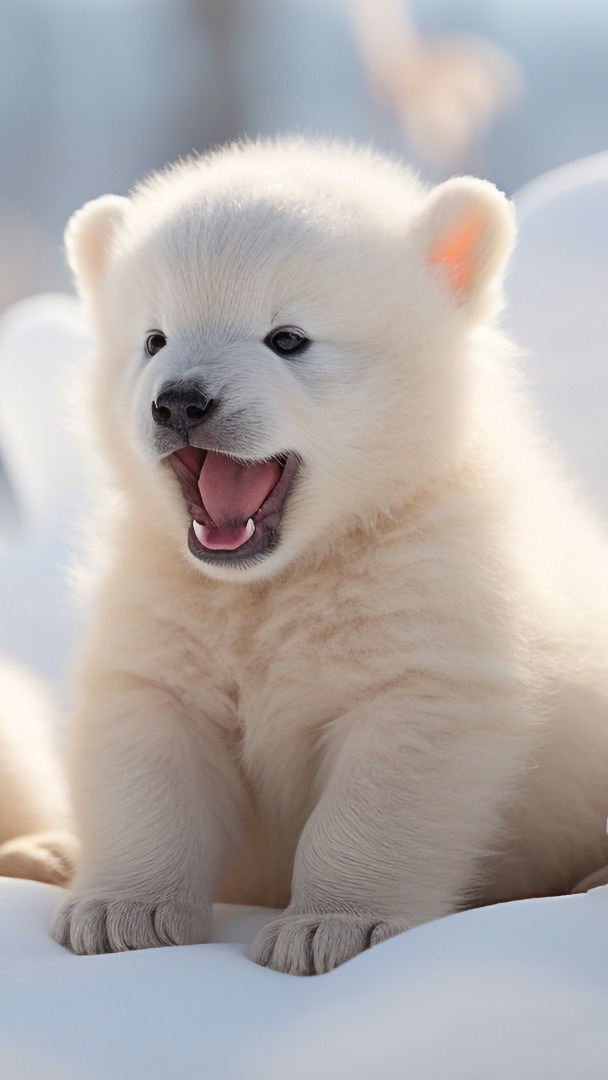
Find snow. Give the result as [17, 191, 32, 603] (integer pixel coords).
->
[0, 154, 607, 1077]
[0, 293, 92, 690]
[506, 151, 608, 513]
[1, 879, 608, 1080]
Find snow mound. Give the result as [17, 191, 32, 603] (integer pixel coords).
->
[507, 151, 608, 511]
[0, 879, 607, 1080]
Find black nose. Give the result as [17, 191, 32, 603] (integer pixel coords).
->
[151, 382, 214, 432]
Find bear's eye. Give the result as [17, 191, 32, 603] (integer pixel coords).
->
[145, 331, 167, 357]
[264, 327, 310, 357]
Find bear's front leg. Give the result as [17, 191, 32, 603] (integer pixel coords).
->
[52, 676, 245, 954]
[251, 684, 522, 975]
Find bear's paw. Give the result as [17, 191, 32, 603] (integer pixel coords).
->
[250, 911, 410, 975]
[52, 892, 210, 954]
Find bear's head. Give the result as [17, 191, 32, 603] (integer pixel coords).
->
[66, 139, 515, 582]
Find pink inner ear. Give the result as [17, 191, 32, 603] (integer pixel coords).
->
[428, 213, 484, 294]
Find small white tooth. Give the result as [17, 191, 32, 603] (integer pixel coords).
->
[245, 518, 255, 540]
[193, 520, 205, 544]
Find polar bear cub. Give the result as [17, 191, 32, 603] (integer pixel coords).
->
[53, 139, 608, 973]
[0, 659, 73, 884]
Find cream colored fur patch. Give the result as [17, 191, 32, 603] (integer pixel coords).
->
[52, 139, 608, 973]
[0, 660, 73, 885]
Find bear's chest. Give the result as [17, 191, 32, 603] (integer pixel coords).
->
[217, 573, 409, 765]
[173, 556, 416, 786]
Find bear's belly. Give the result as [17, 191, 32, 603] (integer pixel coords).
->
[214, 666, 364, 908]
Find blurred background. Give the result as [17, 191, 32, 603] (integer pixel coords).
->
[0, 0, 606, 693]
[0, 0, 607, 308]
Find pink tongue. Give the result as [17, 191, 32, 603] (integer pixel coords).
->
[196, 451, 282, 550]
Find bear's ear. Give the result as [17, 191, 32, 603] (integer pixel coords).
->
[415, 177, 515, 306]
[64, 194, 129, 296]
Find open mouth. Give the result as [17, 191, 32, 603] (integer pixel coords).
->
[168, 447, 300, 566]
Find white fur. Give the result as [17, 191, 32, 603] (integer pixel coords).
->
[0, 659, 74, 884]
[53, 139, 608, 972]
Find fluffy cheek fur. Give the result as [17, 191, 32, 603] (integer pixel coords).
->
[85, 278, 476, 583]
